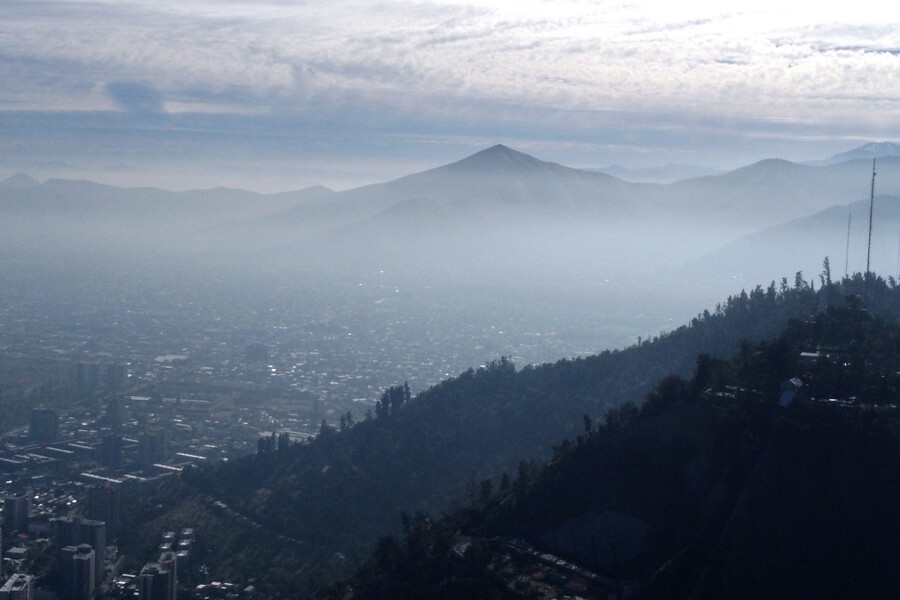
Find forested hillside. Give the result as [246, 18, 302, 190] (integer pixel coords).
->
[176, 273, 900, 594]
[336, 294, 900, 599]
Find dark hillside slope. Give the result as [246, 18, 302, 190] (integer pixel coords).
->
[689, 403, 900, 600]
[485, 304, 900, 599]
[336, 298, 900, 600]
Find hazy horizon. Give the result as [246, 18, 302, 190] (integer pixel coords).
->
[0, 139, 896, 195]
[3, 0, 900, 377]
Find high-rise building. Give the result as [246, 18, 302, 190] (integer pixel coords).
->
[138, 565, 160, 600]
[86, 485, 120, 542]
[138, 560, 175, 600]
[75, 363, 101, 391]
[77, 519, 105, 581]
[138, 429, 168, 468]
[0, 574, 34, 600]
[100, 433, 123, 469]
[106, 396, 123, 432]
[157, 552, 177, 600]
[29, 408, 59, 444]
[59, 544, 94, 600]
[106, 364, 126, 391]
[51, 516, 106, 590]
[50, 515, 79, 550]
[2, 496, 30, 535]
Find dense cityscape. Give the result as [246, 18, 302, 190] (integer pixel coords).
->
[0, 262, 654, 599]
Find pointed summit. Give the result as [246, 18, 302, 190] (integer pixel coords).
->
[442, 144, 567, 176]
[470, 144, 530, 161]
[0, 173, 40, 190]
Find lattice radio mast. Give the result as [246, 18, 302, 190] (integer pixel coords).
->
[845, 212, 851, 278]
[865, 158, 877, 304]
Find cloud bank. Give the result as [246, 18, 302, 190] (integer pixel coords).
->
[2, 0, 900, 189]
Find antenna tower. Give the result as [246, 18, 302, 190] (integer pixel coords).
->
[865, 158, 877, 304]
[845, 212, 851, 278]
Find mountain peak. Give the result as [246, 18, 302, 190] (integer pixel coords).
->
[445, 144, 562, 175]
[856, 141, 900, 156]
[482, 143, 517, 155]
[813, 141, 900, 165]
[0, 173, 40, 190]
[468, 143, 539, 163]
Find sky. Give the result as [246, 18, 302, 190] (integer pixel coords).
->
[3, 0, 900, 192]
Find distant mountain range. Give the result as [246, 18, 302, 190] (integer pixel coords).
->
[806, 141, 900, 166]
[5, 142, 898, 233]
[0, 175, 332, 259]
[0, 176, 329, 222]
[2, 142, 899, 286]
[592, 163, 724, 183]
[593, 141, 900, 181]
[225, 145, 900, 243]
[685, 194, 900, 289]
[253, 144, 638, 228]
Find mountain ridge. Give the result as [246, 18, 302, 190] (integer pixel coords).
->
[5, 145, 900, 290]
[685, 194, 900, 287]
[0, 173, 40, 189]
[807, 141, 900, 166]
[594, 163, 724, 183]
[331, 297, 900, 600]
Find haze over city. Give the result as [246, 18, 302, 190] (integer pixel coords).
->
[4, 2, 900, 599]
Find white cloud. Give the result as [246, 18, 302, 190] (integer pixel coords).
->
[3, 0, 900, 188]
[5, 0, 898, 117]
